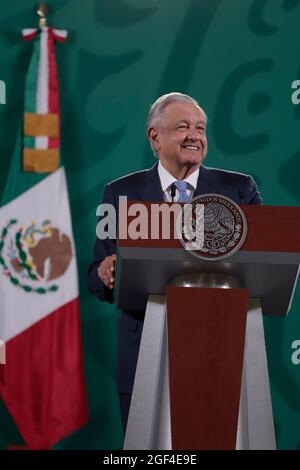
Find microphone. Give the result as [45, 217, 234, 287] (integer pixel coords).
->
[238, 189, 245, 204]
[170, 183, 176, 202]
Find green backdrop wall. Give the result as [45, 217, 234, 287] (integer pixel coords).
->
[0, 0, 300, 450]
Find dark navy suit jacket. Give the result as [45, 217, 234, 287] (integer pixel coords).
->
[87, 162, 262, 393]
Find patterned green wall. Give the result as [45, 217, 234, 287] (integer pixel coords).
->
[0, 0, 300, 450]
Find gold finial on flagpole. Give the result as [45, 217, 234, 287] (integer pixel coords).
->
[37, 2, 47, 28]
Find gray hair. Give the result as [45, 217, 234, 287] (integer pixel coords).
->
[147, 92, 207, 129]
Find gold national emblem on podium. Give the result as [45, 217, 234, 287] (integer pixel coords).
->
[177, 194, 248, 261]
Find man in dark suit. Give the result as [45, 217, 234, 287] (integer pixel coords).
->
[87, 92, 262, 433]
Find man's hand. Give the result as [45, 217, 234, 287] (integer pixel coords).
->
[97, 254, 117, 290]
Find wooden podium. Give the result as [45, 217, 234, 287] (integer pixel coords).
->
[115, 203, 300, 450]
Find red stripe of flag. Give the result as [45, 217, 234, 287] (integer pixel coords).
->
[48, 29, 60, 149]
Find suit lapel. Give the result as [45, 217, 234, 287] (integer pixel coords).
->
[141, 162, 165, 202]
[193, 165, 211, 198]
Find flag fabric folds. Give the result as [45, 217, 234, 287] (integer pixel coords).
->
[22, 27, 67, 173]
[0, 26, 88, 449]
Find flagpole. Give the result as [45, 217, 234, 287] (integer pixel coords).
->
[37, 2, 47, 28]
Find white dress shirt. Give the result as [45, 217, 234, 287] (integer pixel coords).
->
[157, 161, 199, 202]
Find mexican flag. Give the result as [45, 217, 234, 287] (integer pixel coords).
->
[0, 27, 88, 449]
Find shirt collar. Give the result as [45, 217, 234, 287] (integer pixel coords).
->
[158, 160, 199, 191]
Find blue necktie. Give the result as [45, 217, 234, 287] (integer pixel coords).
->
[174, 181, 190, 202]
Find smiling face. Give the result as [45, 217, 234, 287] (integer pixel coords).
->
[147, 101, 208, 178]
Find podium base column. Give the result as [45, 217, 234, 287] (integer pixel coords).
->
[236, 299, 276, 449]
[123, 295, 167, 450]
[124, 296, 276, 450]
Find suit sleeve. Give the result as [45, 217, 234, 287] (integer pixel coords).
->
[243, 175, 262, 205]
[87, 183, 117, 303]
